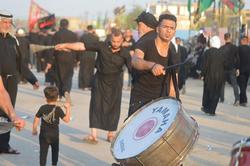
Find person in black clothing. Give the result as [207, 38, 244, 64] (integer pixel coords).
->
[122, 28, 135, 89]
[52, 19, 78, 103]
[238, 36, 250, 106]
[175, 37, 188, 94]
[36, 30, 48, 72]
[122, 29, 135, 52]
[133, 11, 158, 49]
[16, 28, 31, 84]
[131, 11, 158, 86]
[0, 10, 39, 154]
[0, 58, 25, 133]
[29, 29, 42, 68]
[42, 29, 56, 86]
[78, 25, 99, 90]
[220, 33, 240, 105]
[190, 33, 207, 79]
[32, 86, 71, 166]
[55, 29, 131, 144]
[128, 13, 179, 117]
[201, 36, 225, 116]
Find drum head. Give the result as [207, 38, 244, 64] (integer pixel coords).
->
[112, 97, 180, 159]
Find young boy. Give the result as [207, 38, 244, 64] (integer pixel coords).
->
[32, 86, 70, 166]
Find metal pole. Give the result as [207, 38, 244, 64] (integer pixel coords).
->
[238, 0, 242, 46]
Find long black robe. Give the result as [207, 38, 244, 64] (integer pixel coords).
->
[84, 41, 131, 131]
[0, 33, 38, 151]
[201, 47, 225, 114]
[78, 32, 99, 89]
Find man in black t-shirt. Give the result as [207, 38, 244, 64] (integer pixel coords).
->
[131, 11, 158, 86]
[133, 11, 158, 49]
[128, 13, 179, 117]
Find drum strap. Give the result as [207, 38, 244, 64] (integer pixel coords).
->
[171, 69, 180, 101]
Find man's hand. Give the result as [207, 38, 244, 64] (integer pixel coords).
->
[32, 129, 38, 135]
[55, 43, 67, 51]
[44, 63, 52, 74]
[33, 81, 39, 90]
[151, 63, 165, 76]
[13, 117, 25, 131]
[55, 43, 72, 52]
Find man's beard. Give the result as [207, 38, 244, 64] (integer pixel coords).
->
[0, 28, 10, 35]
[111, 45, 121, 51]
[159, 35, 171, 43]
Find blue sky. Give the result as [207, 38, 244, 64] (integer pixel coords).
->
[1, 0, 250, 19]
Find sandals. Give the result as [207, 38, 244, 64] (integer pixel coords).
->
[0, 147, 20, 154]
[83, 136, 98, 144]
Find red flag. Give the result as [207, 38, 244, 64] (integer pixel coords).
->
[28, 0, 50, 31]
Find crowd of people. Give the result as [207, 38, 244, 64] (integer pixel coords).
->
[192, 32, 250, 116]
[0, 8, 249, 166]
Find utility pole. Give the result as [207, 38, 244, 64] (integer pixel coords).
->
[238, 0, 242, 45]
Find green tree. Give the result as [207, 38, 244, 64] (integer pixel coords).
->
[114, 5, 143, 29]
[125, 5, 143, 29]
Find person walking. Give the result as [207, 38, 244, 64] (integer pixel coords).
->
[238, 36, 250, 106]
[55, 29, 131, 144]
[201, 36, 225, 116]
[32, 86, 71, 166]
[52, 19, 78, 103]
[220, 33, 240, 105]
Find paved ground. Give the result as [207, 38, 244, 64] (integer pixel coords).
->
[0, 70, 249, 166]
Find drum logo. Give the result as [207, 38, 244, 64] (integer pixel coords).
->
[133, 106, 171, 140]
[152, 106, 170, 134]
[133, 118, 158, 140]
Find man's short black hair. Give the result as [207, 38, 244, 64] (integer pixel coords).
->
[241, 35, 248, 39]
[197, 33, 207, 45]
[60, 19, 69, 28]
[158, 13, 177, 25]
[135, 11, 158, 29]
[224, 33, 231, 40]
[87, 25, 93, 31]
[175, 37, 181, 41]
[44, 86, 59, 101]
[111, 28, 123, 37]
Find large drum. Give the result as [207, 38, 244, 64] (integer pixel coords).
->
[111, 97, 199, 166]
[230, 138, 250, 166]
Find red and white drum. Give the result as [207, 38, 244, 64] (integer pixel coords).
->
[111, 97, 199, 166]
[230, 138, 250, 166]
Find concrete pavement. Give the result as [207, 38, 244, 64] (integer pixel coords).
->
[0, 70, 249, 166]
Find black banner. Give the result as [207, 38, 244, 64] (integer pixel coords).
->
[38, 14, 56, 30]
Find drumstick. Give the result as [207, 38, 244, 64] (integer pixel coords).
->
[164, 56, 193, 70]
[0, 121, 14, 134]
